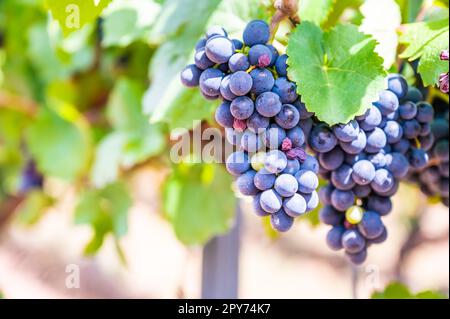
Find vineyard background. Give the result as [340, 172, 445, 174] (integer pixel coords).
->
[0, 0, 448, 299]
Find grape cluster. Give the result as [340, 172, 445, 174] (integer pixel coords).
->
[314, 74, 430, 265]
[408, 97, 449, 207]
[180, 20, 319, 232]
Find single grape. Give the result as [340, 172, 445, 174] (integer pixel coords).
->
[286, 127, 306, 148]
[295, 170, 319, 194]
[199, 68, 224, 97]
[275, 54, 288, 77]
[320, 205, 344, 226]
[215, 101, 234, 128]
[294, 100, 314, 120]
[352, 160, 376, 185]
[302, 191, 319, 212]
[246, 112, 270, 133]
[398, 101, 417, 120]
[254, 168, 276, 190]
[255, 92, 282, 117]
[365, 127, 387, 153]
[253, 194, 270, 217]
[275, 174, 299, 197]
[383, 120, 403, 144]
[340, 130, 367, 155]
[265, 124, 287, 149]
[358, 211, 384, 239]
[229, 71, 253, 96]
[371, 169, 395, 194]
[341, 229, 366, 254]
[404, 86, 423, 103]
[373, 90, 399, 115]
[366, 195, 392, 216]
[283, 159, 301, 175]
[367, 227, 388, 245]
[416, 102, 434, 123]
[331, 189, 355, 212]
[402, 119, 421, 139]
[226, 151, 250, 176]
[228, 53, 250, 73]
[331, 164, 356, 191]
[408, 148, 429, 170]
[220, 75, 238, 101]
[205, 36, 235, 64]
[236, 170, 259, 196]
[270, 209, 294, 232]
[248, 44, 273, 67]
[333, 120, 359, 142]
[180, 64, 202, 87]
[359, 106, 382, 131]
[266, 44, 279, 66]
[326, 226, 345, 251]
[206, 26, 227, 38]
[249, 68, 275, 95]
[243, 20, 270, 46]
[195, 49, 215, 70]
[318, 147, 345, 171]
[230, 96, 254, 120]
[346, 250, 367, 265]
[318, 185, 334, 205]
[385, 152, 410, 178]
[283, 193, 307, 217]
[392, 139, 410, 154]
[272, 77, 297, 104]
[387, 74, 408, 99]
[353, 184, 372, 198]
[309, 124, 338, 153]
[301, 155, 320, 174]
[260, 189, 283, 213]
[275, 104, 300, 129]
[264, 150, 288, 174]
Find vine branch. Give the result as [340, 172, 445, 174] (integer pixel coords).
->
[269, 0, 301, 43]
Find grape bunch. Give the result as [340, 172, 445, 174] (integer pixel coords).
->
[408, 97, 449, 207]
[180, 20, 319, 232]
[314, 74, 430, 265]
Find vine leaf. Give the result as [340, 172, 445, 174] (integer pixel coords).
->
[399, 17, 449, 86]
[46, 0, 112, 36]
[372, 282, 447, 299]
[287, 22, 386, 125]
[299, 0, 335, 26]
[163, 162, 236, 245]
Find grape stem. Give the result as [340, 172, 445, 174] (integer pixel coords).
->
[269, 0, 301, 43]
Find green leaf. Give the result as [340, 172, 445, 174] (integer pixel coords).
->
[400, 17, 449, 86]
[92, 78, 166, 187]
[26, 107, 92, 181]
[372, 282, 447, 299]
[360, 0, 401, 69]
[102, 0, 161, 47]
[143, 0, 222, 130]
[46, 0, 112, 36]
[299, 0, 335, 26]
[75, 182, 132, 255]
[323, 0, 363, 29]
[163, 162, 236, 245]
[16, 190, 54, 226]
[287, 22, 386, 125]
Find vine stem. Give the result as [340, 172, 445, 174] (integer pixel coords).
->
[269, 0, 301, 43]
[0, 91, 38, 117]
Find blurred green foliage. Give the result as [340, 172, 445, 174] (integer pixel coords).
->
[372, 282, 447, 299]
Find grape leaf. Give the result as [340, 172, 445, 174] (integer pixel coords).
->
[26, 107, 92, 181]
[163, 162, 236, 245]
[372, 282, 447, 299]
[360, 0, 401, 69]
[299, 0, 335, 26]
[287, 22, 386, 125]
[16, 190, 54, 226]
[46, 0, 112, 36]
[399, 17, 449, 86]
[75, 182, 131, 255]
[323, 0, 363, 29]
[102, 0, 161, 47]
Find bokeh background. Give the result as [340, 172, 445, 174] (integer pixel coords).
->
[0, 0, 448, 299]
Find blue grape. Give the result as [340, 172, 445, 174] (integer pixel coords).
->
[385, 152, 410, 178]
[326, 226, 345, 250]
[195, 38, 207, 50]
[358, 211, 384, 239]
[408, 148, 429, 170]
[434, 140, 449, 161]
[309, 124, 338, 153]
[346, 250, 367, 265]
[225, 128, 243, 146]
[265, 124, 286, 149]
[229, 71, 253, 96]
[249, 68, 275, 95]
[320, 205, 344, 226]
[283, 159, 301, 175]
[246, 112, 270, 133]
[300, 118, 314, 138]
[294, 100, 314, 119]
[373, 90, 399, 115]
[230, 96, 254, 120]
[272, 77, 297, 104]
[331, 189, 355, 212]
[180, 64, 202, 87]
[345, 153, 367, 166]
[419, 123, 431, 136]
[243, 20, 270, 46]
[275, 54, 288, 77]
[199, 68, 224, 97]
[402, 119, 421, 139]
[352, 160, 376, 185]
[241, 130, 264, 152]
[260, 189, 282, 213]
[392, 139, 410, 154]
[218, 63, 229, 73]
[416, 102, 434, 123]
[319, 185, 334, 205]
[264, 150, 288, 174]
[333, 120, 359, 142]
[341, 229, 366, 254]
[275, 104, 300, 129]
[220, 75, 238, 101]
[404, 87, 423, 103]
[387, 74, 408, 99]
[248, 44, 273, 67]
[206, 26, 227, 38]
[367, 227, 387, 245]
[331, 164, 355, 191]
[283, 193, 307, 217]
[359, 106, 382, 131]
[366, 195, 392, 216]
[254, 168, 276, 190]
[205, 36, 235, 64]
[319, 147, 344, 171]
[215, 101, 234, 128]
[371, 169, 395, 194]
[232, 39, 244, 50]
[228, 53, 250, 73]
[255, 92, 282, 117]
[194, 49, 215, 70]
[383, 120, 403, 144]
[353, 184, 372, 198]
[302, 191, 319, 212]
[226, 151, 250, 176]
[286, 127, 305, 148]
[275, 174, 299, 197]
[365, 127, 387, 153]
[340, 130, 367, 155]
[270, 209, 294, 232]
[398, 101, 417, 120]
[253, 194, 270, 217]
[295, 169, 319, 193]
[266, 45, 279, 66]
[301, 155, 320, 174]
[236, 170, 259, 196]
